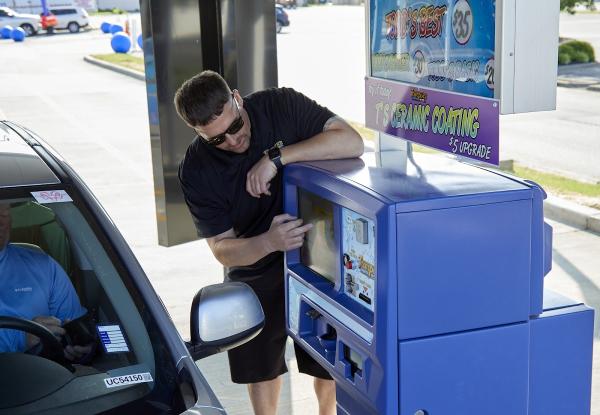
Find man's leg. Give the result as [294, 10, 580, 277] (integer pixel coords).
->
[314, 377, 336, 415]
[247, 376, 283, 415]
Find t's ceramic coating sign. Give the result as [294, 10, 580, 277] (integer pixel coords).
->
[370, 0, 496, 98]
[365, 76, 499, 164]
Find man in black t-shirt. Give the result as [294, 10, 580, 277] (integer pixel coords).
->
[174, 70, 363, 415]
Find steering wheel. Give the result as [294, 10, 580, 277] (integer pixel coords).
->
[0, 316, 71, 369]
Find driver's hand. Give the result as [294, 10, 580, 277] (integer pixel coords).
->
[64, 344, 93, 361]
[26, 316, 65, 349]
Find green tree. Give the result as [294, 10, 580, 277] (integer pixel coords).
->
[561, 0, 595, 14]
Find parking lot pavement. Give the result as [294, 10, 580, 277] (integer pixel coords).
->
[0, 16, 599, 415]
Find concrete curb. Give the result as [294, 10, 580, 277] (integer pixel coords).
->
[588, 84, 600, 92]
[83, 55, 145, 81]
[87, 56, 600, 234]
[544, 196, 600, 233]
[557, 77, 600, 91]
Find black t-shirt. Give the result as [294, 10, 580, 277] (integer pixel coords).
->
[178, 87, 334, 288]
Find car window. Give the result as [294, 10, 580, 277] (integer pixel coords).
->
[50, 9, 76, 15]
[0, 190, 189, 414]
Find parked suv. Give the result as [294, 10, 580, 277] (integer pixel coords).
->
[0, 120, 265, 414]
[46, 7, 89, 33]
[0, 7, 40, 36]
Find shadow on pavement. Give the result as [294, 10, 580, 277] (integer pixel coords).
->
[553, 249, 600, 338]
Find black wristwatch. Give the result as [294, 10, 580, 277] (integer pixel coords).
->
[265, 141, 284, 170]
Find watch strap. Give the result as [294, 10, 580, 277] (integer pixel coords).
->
[269, 147, 283, 169]
[265, 140, 284, 169]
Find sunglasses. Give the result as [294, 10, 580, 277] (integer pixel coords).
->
[201, 93, 245, 146]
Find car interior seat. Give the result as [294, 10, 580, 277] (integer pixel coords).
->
[9, 202, 72, 275]
[10, 242, 45, 255]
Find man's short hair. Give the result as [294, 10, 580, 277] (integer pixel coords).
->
[174, 70, 231, 128]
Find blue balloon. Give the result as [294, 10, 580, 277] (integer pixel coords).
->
[11, 27, 25, 42]
[110, 24, 123, 34]
[111, 32, 131, 54]
[137, 33, 142, 49]
[1, 25, 14, 39]
[100, 22, 112, 33]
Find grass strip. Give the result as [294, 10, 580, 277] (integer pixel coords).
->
[510, 164, 600, 198]
[91, 53, 144, 73]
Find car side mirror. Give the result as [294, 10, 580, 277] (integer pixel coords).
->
[187, 282, 264, 360]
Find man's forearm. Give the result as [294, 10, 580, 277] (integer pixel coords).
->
[211, 233, 272, 267]
[280, 128, 364, 166]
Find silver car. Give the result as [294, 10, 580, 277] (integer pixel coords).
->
[0, 120, 265, 414]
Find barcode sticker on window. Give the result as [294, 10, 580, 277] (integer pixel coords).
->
[104, 372, 153, 388]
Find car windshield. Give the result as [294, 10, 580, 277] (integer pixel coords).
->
[0, 189, 189, 414]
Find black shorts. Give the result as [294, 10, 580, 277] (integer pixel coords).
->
[227, 277, 333, 384]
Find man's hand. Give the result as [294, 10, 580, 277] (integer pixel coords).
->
[26, 316, 65, 349]
[263, 214, 313, 252]
[246, 155, 277, 198]
[64, 344, 93, 361]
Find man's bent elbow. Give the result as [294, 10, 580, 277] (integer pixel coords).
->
[345, 132, 364, 158]
[353, 136, 365, 157]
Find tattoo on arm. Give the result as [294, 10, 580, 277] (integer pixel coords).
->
[323, 115, 346, 132]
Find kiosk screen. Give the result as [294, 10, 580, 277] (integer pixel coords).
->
[299, 189, 336, 284]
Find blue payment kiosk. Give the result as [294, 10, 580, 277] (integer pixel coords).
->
[284, 152, 594, 414]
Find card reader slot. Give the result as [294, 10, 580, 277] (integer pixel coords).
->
[299, 301, 337, 365]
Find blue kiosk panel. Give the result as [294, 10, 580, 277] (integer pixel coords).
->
[399, 322, 530, 415]
[529, 296, 594, 415]
[283, 152, 544, 414]
[396, 199, 532, 339]
[283, 152, 589, 415]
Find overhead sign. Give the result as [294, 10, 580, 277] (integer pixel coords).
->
[370, 0, 496, 98]
[365, 76, 499, 165]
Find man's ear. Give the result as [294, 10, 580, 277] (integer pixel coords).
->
[233, 89, 243, 109]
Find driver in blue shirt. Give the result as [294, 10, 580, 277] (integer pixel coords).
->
[0, 203, 90, 360]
